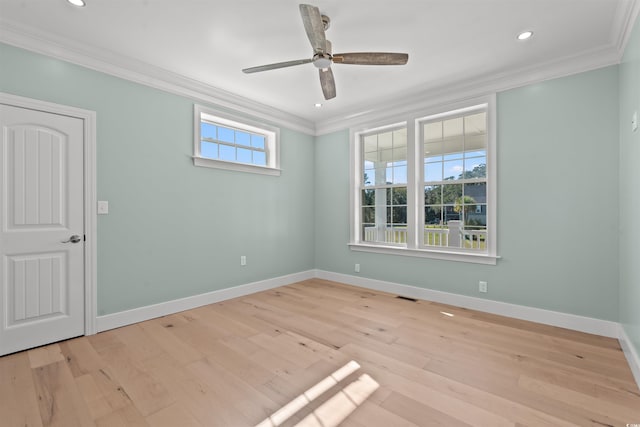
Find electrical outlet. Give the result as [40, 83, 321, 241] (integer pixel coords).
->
[240, 255, 246, 266]
[479, 281, 488, 293]
[355, 263, 360, 273]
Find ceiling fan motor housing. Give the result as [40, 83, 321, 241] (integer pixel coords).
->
[313, 53, 332, 69]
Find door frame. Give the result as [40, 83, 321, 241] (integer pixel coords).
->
[0, 92, 97, 335]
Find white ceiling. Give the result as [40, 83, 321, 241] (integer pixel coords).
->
[0, 0, 638, 132]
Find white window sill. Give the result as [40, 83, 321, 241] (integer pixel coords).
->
[193, 156, 281, 176]
[349, 243, 500, 265]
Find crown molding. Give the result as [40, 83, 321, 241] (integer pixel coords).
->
[315, 0, 638, 135]
[314, 43, 622, 135]
[2, 0, 637, 138]
[612, 0, 640, 58]
[0, 19, 316, 136]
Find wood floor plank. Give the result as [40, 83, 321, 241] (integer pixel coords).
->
[2, 279, 639, 427]
[0, 353, 44, 427]
[31, 360, 96, 426]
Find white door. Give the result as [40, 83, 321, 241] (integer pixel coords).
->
[0, 104, 85, 356]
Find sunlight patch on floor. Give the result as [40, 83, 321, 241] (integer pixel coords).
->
[255, 360, 379, 427]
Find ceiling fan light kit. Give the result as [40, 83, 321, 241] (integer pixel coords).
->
[242, 3, 409, 100]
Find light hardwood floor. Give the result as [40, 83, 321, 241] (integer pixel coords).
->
[2, 279, 639, 426]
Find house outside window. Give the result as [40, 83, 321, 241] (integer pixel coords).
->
[350, 95, 497, 264]
[193, 105, 280, 176]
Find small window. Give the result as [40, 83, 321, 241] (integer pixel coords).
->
[193, 105, 280, 176]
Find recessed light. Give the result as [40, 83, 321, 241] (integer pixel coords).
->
[314, 103, 323, 108]
[517, 31, 533, 41]
[67, 0, 86, 7]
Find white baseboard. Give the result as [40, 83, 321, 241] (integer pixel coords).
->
[95, 270, 316, 332]
[314, 270, 620, 338]
[95, 268, 639, 390]
[619, 325, 640, 389]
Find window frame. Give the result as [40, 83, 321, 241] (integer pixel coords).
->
[193, 105, 281, 176]
[349, 95, 498, 265]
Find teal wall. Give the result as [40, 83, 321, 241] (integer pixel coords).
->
[315, 66, 620, 321]
[619, 14, 640, 357]
[0, 39, 628, 326]
[0, 43, 316, 315]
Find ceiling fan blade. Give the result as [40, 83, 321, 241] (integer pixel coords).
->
[300, 4, 327, 53]
[319, 68, 336, 100]
[332, 52, 409, 65]
[242, 58, 313, 74]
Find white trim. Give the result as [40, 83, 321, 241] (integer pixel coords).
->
[619, 324, 640, 390]
[193, 157, 282, 176]
[314, 270, 620, 338]
[348, 244, 499, 265]
[612, 0, 640, 57]
[0, 92, 98, 335]
[0, 20, 315, 136]
[96, 270, 315, 332]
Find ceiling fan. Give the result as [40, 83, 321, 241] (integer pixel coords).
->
[242, 3, 409, 100]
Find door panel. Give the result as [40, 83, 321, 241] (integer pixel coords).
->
[0, 104, 84, 356]
[7, 126, 65, 228]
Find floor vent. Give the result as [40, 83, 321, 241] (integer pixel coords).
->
[396, 295, 418, 302]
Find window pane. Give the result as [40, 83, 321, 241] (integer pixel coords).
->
[364, 169, 376, 186]
[393, 128, 407, 147]
[201, 123, 217, 139]
[425, 162, 443, 182]
[251, 134, 265, 149]
[393, 165, 407, 184]
[464, 182, 486, 204]
[253, 150, 266, 166]
[218, 126, 234, 143]
[393, 146, 407, 166]
[425, 206, 442, 225]
[392, 206, 407, 225]
[424, 141, 442, 162]
[236, 132, 251, 147]
[464, 158, 486, 178]
[363, 135, 378, 153]
[361, 206, 375, 224]
[219, 144, 235, 161]
[379, 149, 394, 163]
[466, 207, 486, 228]
[442, 183, 462, 204]
[237, 147, 252, 163]
[423, 121, 442, 143]
[201, 141, 218, 159]
[443, 117, 463, 140]
[424, 185, 442, 205]
[378, 131, 393, 149]
[444, 159, 464, 180]
[390, 187, 407, 205]
[465, 150, 486, 158]
[443, 205, 460, 223]
[361, 189, 375, 207]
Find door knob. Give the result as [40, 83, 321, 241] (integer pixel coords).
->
[61, 235, 82, 244]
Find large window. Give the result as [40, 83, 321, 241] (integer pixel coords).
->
[351, 96, 497, 264]
[193, 105, 280, 176]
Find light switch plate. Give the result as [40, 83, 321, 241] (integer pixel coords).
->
[633, 111, 638, 132]
[97, 200, 109, 214]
